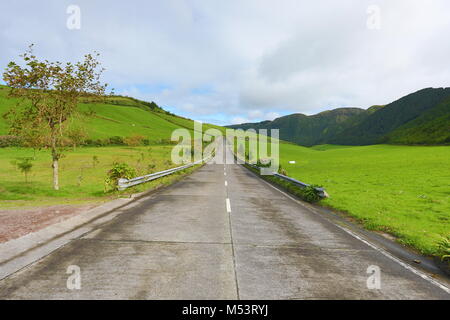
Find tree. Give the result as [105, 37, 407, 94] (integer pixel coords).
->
[12, 157, 34, 183]
[3, 44, 108, 190]
[67, 123, 88, 150]
[92, 155, 99, 168]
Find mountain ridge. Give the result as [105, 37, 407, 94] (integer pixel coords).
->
[228, 87, 450, 146]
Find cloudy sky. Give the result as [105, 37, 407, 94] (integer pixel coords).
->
[1, 0, 450, 125]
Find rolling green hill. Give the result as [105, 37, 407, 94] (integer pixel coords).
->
[228, 87, 450, 146]
[385, 97, 450, 145]
[0, 85, 217, 143]
[331, 87, 450, 145]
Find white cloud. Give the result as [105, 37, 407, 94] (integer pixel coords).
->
[1, 0, 450, 125]
[231, 116, 249, 125]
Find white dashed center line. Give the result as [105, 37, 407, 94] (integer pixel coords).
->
[225, 180, 228, 187]
[226, 198, 231, 213]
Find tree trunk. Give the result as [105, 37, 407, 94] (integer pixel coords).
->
[51, 131, 59, 191]
[52, 158, 59, 190]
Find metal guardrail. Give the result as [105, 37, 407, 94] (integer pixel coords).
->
[244, 161, 327, 198]
[117, 156, 211, 191]
[231, 147, 328, 198]
[273, 172, 328, 198]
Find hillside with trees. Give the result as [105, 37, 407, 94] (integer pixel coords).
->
[228, 88, 450, 146]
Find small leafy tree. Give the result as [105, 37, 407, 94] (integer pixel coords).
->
[67, 124, 88, 150]
[92, 155, 99, 168]
[3, 44, 108, 190]
[13, 157, 34, 182]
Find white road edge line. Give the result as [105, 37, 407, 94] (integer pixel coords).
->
[256, 173, 450, 294]
[226, 198, 231, 213]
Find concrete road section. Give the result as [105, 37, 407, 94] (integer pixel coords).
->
[0, 143, 448, 299]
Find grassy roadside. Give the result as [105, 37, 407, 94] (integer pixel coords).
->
[278, 143, 450, 256]
[0, 145, 200, 209]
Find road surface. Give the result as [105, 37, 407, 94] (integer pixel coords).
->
[0, 144, 449, 299]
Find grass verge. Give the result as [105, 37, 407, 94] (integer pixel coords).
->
[280, 143, 450, 256]
[0, 146, 201, 209]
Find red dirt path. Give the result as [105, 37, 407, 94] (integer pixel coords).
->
[0, 204, 98, 243]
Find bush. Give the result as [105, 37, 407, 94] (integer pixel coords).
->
[0, 135, 22, 147]
[94, 139, 107, 146]
[109, 136, 125, 145]
[157, 138, 177, 145]
[278, 165, 288, 176]
[105, 162, 136, 191]
[298, 185, 323, 203]
[437, 235, 450, 261]
[84, 138, 108, 147]
[124, 135, 146, 146]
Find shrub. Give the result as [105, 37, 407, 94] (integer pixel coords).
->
[437, 235, 450, 261]
[109, 136, 125, 145]
[94, 139, 106, 146]
[105, 162, 136, 191]
[157, 138, 177, 145]
[124, 135, 146, 146]
[85, 139, 107, 147]
[298, 185, 322, 203]
[278, 165, 288, 176]
[0, 135, 22, 147]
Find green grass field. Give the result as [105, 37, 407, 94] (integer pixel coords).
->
[279, 143, 450, 255]
[0, 145, 199, 209]
[76, 102, 186, 140]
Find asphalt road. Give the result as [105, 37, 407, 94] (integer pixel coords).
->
[0, 145, 449, 299]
